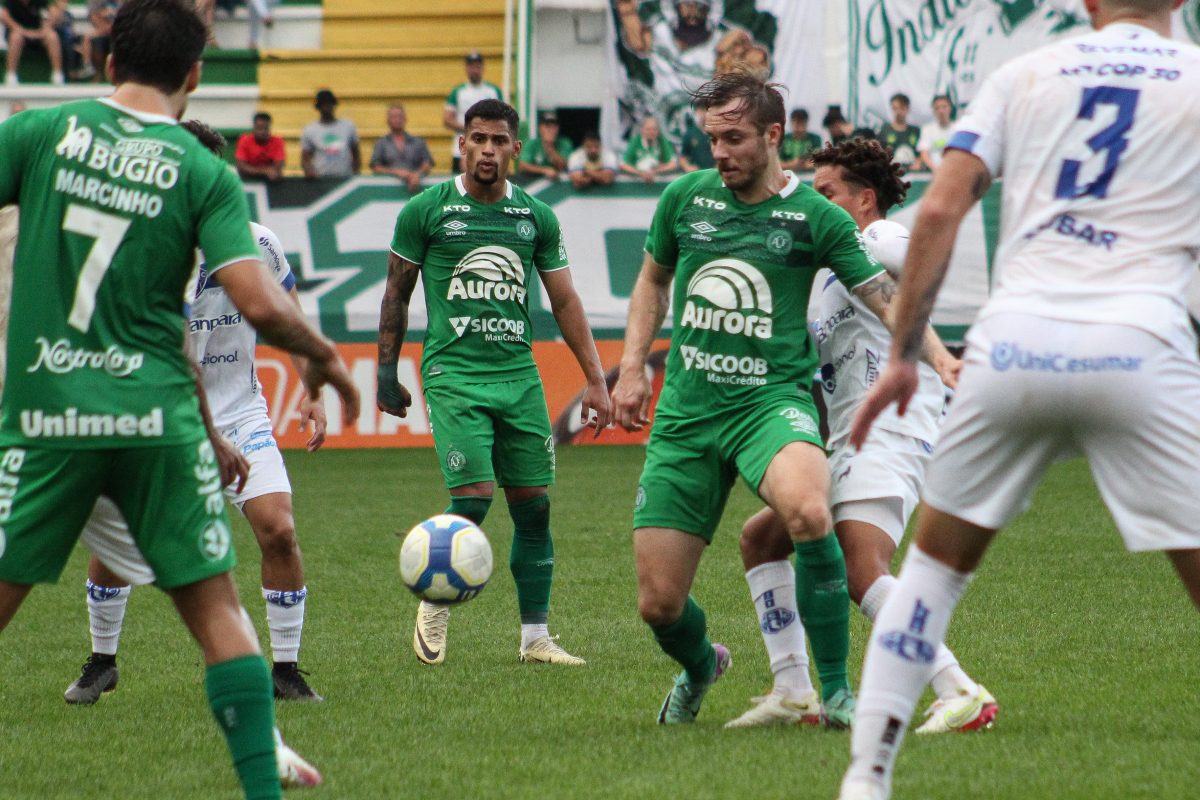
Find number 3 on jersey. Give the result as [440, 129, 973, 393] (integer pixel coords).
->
[1054, 86, 1140, 200]
[63, 203, 132, 332]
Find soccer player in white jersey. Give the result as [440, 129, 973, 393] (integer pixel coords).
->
[727, 139, 993, 732]
[839, 1, 1200, 797]
[63, 121, 329, 707]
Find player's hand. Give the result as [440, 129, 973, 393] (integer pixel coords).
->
[298, 395, 327, 452]
[213, 434, 250, 494]
[850, 361, 919, 451]
[935, 354, 963, 391]
[611, 364, 652, 432]
[580, 377, 612, 439]
[304, 349, 360, 426]
[376, 362, 413, 418]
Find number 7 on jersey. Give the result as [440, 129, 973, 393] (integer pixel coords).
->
[63, 203, 132, 332]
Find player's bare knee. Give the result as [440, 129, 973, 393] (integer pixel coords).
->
[256, 515, 298, 561]
[739, 517, 791, 568]
[777, 499, 831, 542]
[637, 584, 685, 627]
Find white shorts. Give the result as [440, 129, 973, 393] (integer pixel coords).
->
[79, 422, 291, 585]
[828, 428, 932, 545]
[923, 313, 1200, 552]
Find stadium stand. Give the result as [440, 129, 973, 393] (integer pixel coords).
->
[258, 0, 507, 174]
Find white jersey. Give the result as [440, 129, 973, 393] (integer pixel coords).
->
[188, 222, 294, 432]
[949, 22, 1200, 351]
[815, 219, 944, 447]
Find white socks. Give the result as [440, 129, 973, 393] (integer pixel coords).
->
[521, 623, 549, 650]
[860, 573, 980, 701]
[746, 560, 815, 697]
[86, 580, 130, 656]
[845, 548, 972, 794]
[262, 587, 307, 663]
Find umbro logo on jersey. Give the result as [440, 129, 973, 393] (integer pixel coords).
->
[690, 221, 717, 235]
[450, 317, 471, 337]
[680, 259, 774, 338]
[444, 220, 468, 231]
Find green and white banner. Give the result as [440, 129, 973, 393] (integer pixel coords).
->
[243, 176, 1000, 346]
[603, 0, 1200, 138]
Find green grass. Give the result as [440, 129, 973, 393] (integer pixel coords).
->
[1, 448, 1196, 798]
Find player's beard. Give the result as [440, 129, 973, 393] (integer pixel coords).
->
[719, 140, 769, 193]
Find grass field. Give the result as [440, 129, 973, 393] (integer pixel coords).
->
[1, 446, 1197, 799]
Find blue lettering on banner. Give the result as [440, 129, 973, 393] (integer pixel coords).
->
[990, 342, 1142, 374]
[880, 630, 936, 663]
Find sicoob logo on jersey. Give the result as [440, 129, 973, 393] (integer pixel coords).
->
[447, 246, 527, 303]
[679, 259, 774, 338]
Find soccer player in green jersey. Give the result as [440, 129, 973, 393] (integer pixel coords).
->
[611, 70, 955, 726]
[377, 99, 611, 667]
[0, 2, 359, 798]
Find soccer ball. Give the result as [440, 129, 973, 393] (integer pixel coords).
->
[399, 514, 493, 605]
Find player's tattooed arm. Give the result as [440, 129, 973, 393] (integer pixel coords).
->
[376, 252, 420, 418]
[613, 253, 673, 431]
[854, 271, 959, 384]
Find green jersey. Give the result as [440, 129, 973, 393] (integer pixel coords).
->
[645, 169, 882, 416]
[390, 175, 569, 387]
[520, 136, 573, 168]
[0, 99, 258, 449]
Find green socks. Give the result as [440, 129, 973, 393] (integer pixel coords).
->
[205, 655, 281, 800]
[651, 596, 715, 684]
[794, 536, 851, 699]
[508, 495, 553, 625]
[446, 495, 493, 526]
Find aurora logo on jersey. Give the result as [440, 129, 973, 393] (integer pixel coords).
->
[27, 337, 144, 377]
[447, 246, 528, 303]
[680, 259, 774, 339]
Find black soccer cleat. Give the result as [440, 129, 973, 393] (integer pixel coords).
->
[272, 662, 324, 702]
[64, 654, 119, 705]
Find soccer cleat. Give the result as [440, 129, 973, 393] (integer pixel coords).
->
[64, 654, 119, 705]
[519, 635, 586, 666]
[915, 685, 998, 734]
[413, 600, 449, 665]
[724, 687, 821, 728]
[821, 686, 857, 730]
[275, 729, 323, 788]
[657, 643, 731, 724]
[272, 662, 324, 702]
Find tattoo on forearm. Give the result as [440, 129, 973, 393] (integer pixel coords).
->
[899, 274, 945, 361]
[857, 273, 897, 305]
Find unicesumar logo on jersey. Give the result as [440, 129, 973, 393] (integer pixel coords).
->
[447, 246, 527, 303]
[680, 259, 773, 338]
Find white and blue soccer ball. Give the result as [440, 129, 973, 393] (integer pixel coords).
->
[399, 514, 493, 605]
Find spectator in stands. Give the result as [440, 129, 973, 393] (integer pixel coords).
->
[621, 115, 677, 183]
[301, 88, 361, 178]
[77, 0, 117, 82]
[916, 94, 956, 172]
[877, 92, 920, 169]
[779, 108, 821, 171]
[678, 109, 714, 173]
[370, 103, 433, 193]
[2, 0, 66, 85]
[7, 99, 26, 116]
[236, 111, 285, 182]
[246, 0, 276, 49]
[567, 130, 617, 189]
[443, 51, 502, 173]
[518, 110, 572, 180]
[823, 105, 874, 146]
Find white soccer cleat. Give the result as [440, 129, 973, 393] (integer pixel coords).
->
[275, 730, 323, 788]
[915, 685, 998, 734]
[725, 688, 821, 728]
[519, 634, 586, 666]
[413, 600, 449, 665]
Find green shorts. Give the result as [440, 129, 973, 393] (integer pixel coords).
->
[425, 377, 555, 489]
[0, 439, 236, 589]
[633, 392, 824, 542]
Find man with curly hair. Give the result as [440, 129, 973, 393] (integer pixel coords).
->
[727, 138, 994, 733]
